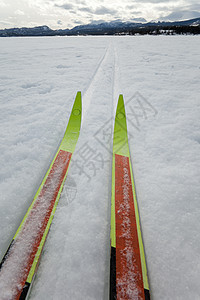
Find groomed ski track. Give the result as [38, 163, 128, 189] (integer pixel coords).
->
[0, 36, 200, 300]
[50, 42, 119, 300]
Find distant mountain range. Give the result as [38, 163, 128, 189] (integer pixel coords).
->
[0, 17, 200, 37]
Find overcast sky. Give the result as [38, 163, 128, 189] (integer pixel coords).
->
[0, 0, 200, 29]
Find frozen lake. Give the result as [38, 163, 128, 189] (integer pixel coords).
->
[0, 35, 200, 299]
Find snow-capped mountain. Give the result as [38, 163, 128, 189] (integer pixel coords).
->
[0, 17, 200, 36]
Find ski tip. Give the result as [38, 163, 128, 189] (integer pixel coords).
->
[117, 94, 125, 113]
[75, 91, 82, 110]
[115, 94, 126, 121]
[113, 94, 130, 157]
[60, 91, 82, 152]
[119, 94, 124, 101]
[71, 91, 82, 116]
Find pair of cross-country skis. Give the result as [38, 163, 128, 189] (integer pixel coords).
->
[0, 92, 150, 300]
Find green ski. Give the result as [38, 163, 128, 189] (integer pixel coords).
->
[110, 95, 150, 299]
[0, 92, 82, 300]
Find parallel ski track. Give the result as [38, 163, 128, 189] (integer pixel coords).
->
[82, 44, 109, 97]
[50, 42, 119, 300]
[112, 45, 121, 119]
[82, 42, 111, 123]
[82, 41, 121, 128]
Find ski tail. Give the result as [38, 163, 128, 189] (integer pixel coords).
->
[110, 95, 150, 299]
[0, 92, 82, 300]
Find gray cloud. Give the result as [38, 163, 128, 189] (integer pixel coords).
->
[129, 11, 142, 15]
[156, 3, 200, 13]
[94, 6, 117, 15]
[133, 0, 172, 3]
[72, 19, 84, 24]
[74, 0, 86, 4]
[161, 10, 200, 21]
[78, 5, 117, 16]
[185, 3, 200, 11]
[0, 0, 200, 29]
[155, 6, 171, 11]
[126, 5, 138, 10]
[79, 7, 93, 13]
[55, 3, 74, 10]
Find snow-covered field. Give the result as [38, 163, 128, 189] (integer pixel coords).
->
[0, 36, 200, 299]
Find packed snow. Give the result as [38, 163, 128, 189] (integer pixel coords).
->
[0, 36, 200, 299]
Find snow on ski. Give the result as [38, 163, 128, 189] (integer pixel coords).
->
[110, 95, 150, 300]
[0, 92, 82, 300]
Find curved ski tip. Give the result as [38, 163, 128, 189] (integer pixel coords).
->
[74, 91, 82, 109]
[118, 94, 124, 103]
[117, 94, 125, 111]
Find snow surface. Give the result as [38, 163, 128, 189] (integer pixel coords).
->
[0, 36, 200, 299]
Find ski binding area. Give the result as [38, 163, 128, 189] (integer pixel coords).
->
[0, 36, 200, 299]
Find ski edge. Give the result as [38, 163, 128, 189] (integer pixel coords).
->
[0, 91, 82, 299]
[110, 94, 150, 299]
